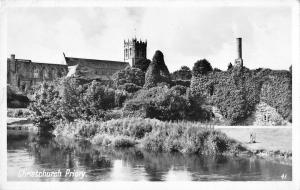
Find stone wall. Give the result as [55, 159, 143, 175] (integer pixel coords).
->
[241, 102, 290, 126]
[7, 54, 68, 91]
[209, 101, 290, 126]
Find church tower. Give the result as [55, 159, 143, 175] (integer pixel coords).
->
[124, 38, 147, 67]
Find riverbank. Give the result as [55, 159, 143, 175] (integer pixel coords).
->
[52, 118, 292, 165]
[7, 117, 33, 127]
[7, 108, 35, 131]
[7, 117, 37, 138]
[7, 115, 292, 165]
[54, 118, 243, 155]
[219, 127, 292, 165]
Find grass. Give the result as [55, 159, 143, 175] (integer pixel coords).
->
[7, 108, 32, 118]
[218, 128, 292, 152]
[54, 118, 245, 155]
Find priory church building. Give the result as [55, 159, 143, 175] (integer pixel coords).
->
[7, 37, 147, 90]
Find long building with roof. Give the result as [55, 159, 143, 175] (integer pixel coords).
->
[7, 37, 148, 91]
[63, 54, 129, 81]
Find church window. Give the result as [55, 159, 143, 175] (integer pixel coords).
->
[41, 68, 47, 79]
[33, 66, 39, 78]
[52, 68, 56, 78]
[48, 69, 52, 79]
[57, 70, 62, 78]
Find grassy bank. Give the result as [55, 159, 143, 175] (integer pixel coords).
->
[7, 108, 32, 118]
[218, 128, 292, 152]
[219, 127, 292, 164]
[7, 108, 33, 127]
[54, 118, 246, 155]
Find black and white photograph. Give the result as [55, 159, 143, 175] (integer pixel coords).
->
[1, 0, 299, 189]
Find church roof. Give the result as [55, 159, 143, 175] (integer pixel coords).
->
[64, 56, 129, 67]
[63, 55, 130, 80]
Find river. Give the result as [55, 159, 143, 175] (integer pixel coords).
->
[7, 133, 292, 181]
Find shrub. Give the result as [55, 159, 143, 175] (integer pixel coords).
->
[103, 110, 123, 121]
[171, 80, 191, 87]
[62, 79, 115, 121]
[30, 78, 119, 132]
[123, 86, 193, 121]
[171, 66, 192, 80]
[169, 85, 187, 96]
[114, 90, 129, 107]
[29, 81, 62, 132]
[118, 83, 142, 93]
[55, 118, 245, 155]
[112, 136, 136, 147]
[123, 85, 209, 121]
[91, 134, 106, 145]
[203, 131, 230, 154]
[78, 122, 99, 138]
[112, 66, 145, 87]
[192, 59, 213, 76]
[140, 120, 240, 154]
[134, 58, 151, 72]
[59, 118, 157, 139]
[142, 131, 166, 152]
[144, 50, 171, 89]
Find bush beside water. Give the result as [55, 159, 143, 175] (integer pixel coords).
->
[54, 118, 244, 155]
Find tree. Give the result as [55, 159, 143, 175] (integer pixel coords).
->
[134, 58, 151, 72]
[144, 50, 171, 89]
[112, 66, 145, 88]
[192, 59, 213, 77]
[29, 81, 62, 133]
[29, 78, 118, 131]
[171, 66, 192, 80]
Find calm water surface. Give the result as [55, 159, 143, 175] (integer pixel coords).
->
[7, 134, 292, 181]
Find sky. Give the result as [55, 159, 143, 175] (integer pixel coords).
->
[7, 6, 292, 72]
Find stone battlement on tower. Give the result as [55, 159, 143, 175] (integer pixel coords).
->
[124, 38, 147, 46]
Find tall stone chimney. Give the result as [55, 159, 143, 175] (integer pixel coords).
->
[234, 38, 243, 67]
[237, 38, 242, 59]
[10, 54, 16, 72]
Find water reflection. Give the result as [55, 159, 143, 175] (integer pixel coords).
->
[7, 134, 292, 181]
